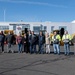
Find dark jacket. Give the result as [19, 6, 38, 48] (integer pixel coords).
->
[29, 34, 37, 45]
[6, 34, 15, 44]
[35, 34, 39, 45]
[0, 34, 5, 43]
[38, 35, 45, 45]
[22, 36, 28, 45]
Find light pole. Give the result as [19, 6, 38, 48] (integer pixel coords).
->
[4, 9, 6, 22]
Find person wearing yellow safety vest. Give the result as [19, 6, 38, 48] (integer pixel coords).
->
[52, 31, 61, 55]
[62, 30, 72, 56]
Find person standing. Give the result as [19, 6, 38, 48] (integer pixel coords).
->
[72, 35, 75, 54]
[62, 31, 72, 55]
[38, 31, 45, 54]
[28, 30, 31, 53]
[16, 33, 23, 53]
[45, 33, 50, 54]
[22, 33, 28, 53]
[0, 31, 5, 53]
[30, 31, 37, 54]
[52, 31, 61, 55]
[6, 32, 15, 53]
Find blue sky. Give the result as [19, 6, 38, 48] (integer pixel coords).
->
[0, 0, 75, 22]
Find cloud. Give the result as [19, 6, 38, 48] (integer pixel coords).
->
[0, 0, 67, 8]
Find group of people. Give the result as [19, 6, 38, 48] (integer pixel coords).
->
[0, 30, 45, 54]
[52, 31, 72, 55]
[16, 31, 46, 54]
[0, 30, 75, 56]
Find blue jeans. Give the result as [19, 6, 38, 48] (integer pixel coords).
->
[64, 43, 70, 55]
[53, 44, 60, 54]
[30, 45, 36, 53]
[18, 44, 22, 53]
[39, 44, 44, 54]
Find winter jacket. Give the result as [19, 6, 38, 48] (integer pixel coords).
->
[38, 35, 45, 45]
[6, 34, 14, 44]
[16, 36, 23, 44]
[29, 34, 37, 45]
[0, 34, 5, 43]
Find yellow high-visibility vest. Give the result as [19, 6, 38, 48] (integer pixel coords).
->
[52, 35, 61, 42]
[62, 34, 72, 41]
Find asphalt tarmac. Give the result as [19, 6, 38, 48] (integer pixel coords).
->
[0, 45, 75, 75]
